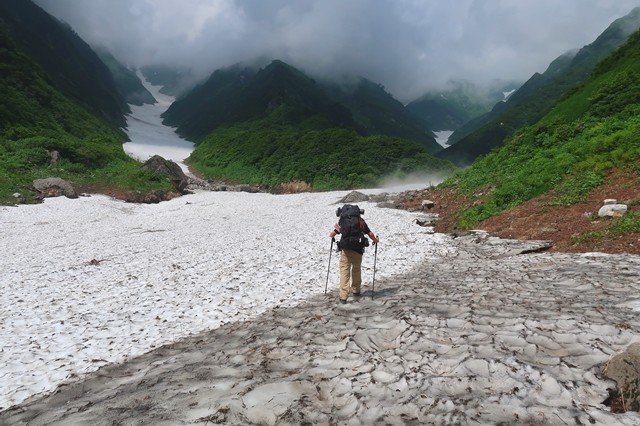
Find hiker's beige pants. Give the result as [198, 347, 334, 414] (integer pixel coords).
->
[339, 249, 362, 300]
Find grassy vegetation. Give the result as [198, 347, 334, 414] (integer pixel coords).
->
[440, 30, 640, 229]
[0, 132, 173, 204]
[572, 212, 640, 246]
[189, 106, 456, 190]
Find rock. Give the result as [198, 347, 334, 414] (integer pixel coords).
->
[48, 150, 61, 164]
[123, 189, 188, 204]
[33, 177, 77, 199]
[140, 155, 189, 194]
[189, 178, 267, 193]
[421, 200, 435, 210]
[236, 184, 258, 193]
[376, 201, 398, 209]
[603, 199, 617, 205]
[337, 191, 369, 204]
[186, 176, 215, 191]
[414, 214, 438, 227]
[604, 342, 640, 411]
[368, 192, 391, 203]
[12, 193, 25, 204]
[598, 204, 627, 218]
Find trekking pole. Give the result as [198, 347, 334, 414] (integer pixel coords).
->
[325, 238, 335, 294]
[372, 238, 378, 300]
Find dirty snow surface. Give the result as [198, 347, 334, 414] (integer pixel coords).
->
[0, 189, 448, 410]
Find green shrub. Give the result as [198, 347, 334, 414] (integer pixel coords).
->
[610, 213, 640, 234]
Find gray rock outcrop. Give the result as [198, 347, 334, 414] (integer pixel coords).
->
[337, 191, 369, 204]
[33, 177, 77, 199]
[140, 155, 188, 194]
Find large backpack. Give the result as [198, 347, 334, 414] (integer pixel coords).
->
[337, 204, 369, 252]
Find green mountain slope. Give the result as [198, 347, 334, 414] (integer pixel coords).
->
[96, 48, 156, 106]
[189, 105, 457, 190]
[160, 64, 258, 141]
[0, 0, 129, 128]
[438, 28, 640, 231]
[439, 7, 640, 167]
[322, 78, 441, 153]
[166, 59, 453, 189]
[163, 60, 441, 153]
[0, 4, 173, 204]
[406, 79, 519, 132]
[163, 60, 358, 142]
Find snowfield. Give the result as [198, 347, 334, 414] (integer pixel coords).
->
[3, 74, 445, 409]
[0, 181, 449, 410]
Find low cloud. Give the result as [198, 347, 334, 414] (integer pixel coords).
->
[34, 0, 639, 101]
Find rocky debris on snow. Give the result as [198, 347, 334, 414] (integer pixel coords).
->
[598, 199, 628, 218]
[32, 177, 77, 200]
[603, 342, 640, 412]
[370, 192, 402, 209]
[124, 191, 172, 204]
[185, 177, 267, 193]
[367, 192, 391, 203]
[233, 184, 264, 193]
[375, 200, 400, 209]
[395, 189, 431, 211]
[210, 182, 266, 193]
[336, 191, 404, 208]
[185, 176, 214, 191]
[141, 155, 189, 194]
[367, 192, 388, 202]
[414, 213, 438, 227]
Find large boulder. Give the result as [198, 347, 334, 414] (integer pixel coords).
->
[421, 199, 435, 210]
[598, 198, 628, 218]
[603, 342, 640, 412]
[140, 155, 189, 194]
[337, 191, 370, 204]
[33, 177, 77, 199]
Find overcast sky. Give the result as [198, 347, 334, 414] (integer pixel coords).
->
[34, 0, 640, 101]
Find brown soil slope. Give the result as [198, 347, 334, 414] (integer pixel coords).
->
[398, 169, 640, 255]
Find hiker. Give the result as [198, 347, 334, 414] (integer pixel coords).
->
[329, 204, 379, 303]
